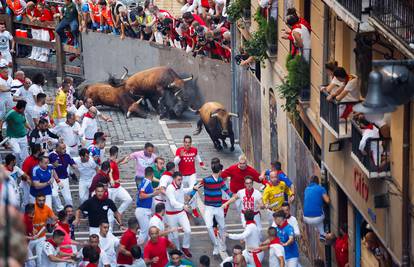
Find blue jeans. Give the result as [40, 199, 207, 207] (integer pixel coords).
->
[56, 18, 79, 45]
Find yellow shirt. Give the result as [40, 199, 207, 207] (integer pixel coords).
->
[262, 181, 292, 211]
[53, 90, 67, 119]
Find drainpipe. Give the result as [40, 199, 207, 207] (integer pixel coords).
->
[230, 22, 239, 139]
[402, 102, 411, 267]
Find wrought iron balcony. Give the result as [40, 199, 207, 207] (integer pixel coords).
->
[371, 0, 414, 47]
[337, 0, 363, 19]
[351, 120, 391, 178]
[320, 90, 359, 139]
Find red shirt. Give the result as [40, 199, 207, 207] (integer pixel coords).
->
[334, 234, 349, 267]
[143, 237, 173, 267]
[175, 147, 203, 176]
[22, 155, 39, 179]
[23, 213, 34, 236]
[85, 264, 98, 267]
[221, 164, 260, 193]
[192, 14, 206, 26]
[109, 160, 121, 188]
[116, 229, 137, 265]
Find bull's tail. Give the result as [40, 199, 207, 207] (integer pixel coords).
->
[194, 119, 203, 135]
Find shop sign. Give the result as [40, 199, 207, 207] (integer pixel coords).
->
[354, 167, 369, 202]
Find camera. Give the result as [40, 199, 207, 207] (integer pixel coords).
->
[222, 40, 230, 46]
[234, 54, 249, 65]
[198, 36, 206, 43]
[175, 35, 185, 42]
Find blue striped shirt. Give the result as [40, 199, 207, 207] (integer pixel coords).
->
[202, 175, 232, 207]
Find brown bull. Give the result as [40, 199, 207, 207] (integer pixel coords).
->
[194, 102, 238, 151]
[82, 83, 146, 118]
[120, 66, 193, 109]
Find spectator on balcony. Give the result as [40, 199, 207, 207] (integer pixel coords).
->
[320, 61, 343, 92]
[35, 2, 54, 62]
[303, 175, 330, 241]
[5, 0, 26, 21]
[356, 117, 383, 168]
[55, 0, 79, 48]
[326, 67, 360, 119]
[118, 6, 139, 40]
[283, 13, 311, 63]
[86, 0, 101, 31]
[26, 1, 43, 61]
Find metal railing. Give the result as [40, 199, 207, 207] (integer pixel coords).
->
[351, 120, 391, 176]
[320, 90, 359, 136]
[337, 0, 363, 19]
[371, 0, 414, 46]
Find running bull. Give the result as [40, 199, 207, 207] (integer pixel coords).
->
[194, 102, 238, 151]
[115, 66, 194, 118]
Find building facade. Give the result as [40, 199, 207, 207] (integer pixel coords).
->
[232, 0, 414, 266]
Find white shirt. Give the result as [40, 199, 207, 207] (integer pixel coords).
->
[0, 31, 13, 52]
[28, 84, 44, 97]
[10, 79, 23, 96]
[342, 75, 360, 102]
[98, 232, 119, 262]
[237, 188, 262, 213]
[157, 173, 173, 202]
[359, 126, 382, 166]
[228, 223, 261, 250]
[73, 157, 97, 182]
[0, 76, 12, 102]
[149, 214, 165, 231]
[1, 177, 19, 207]
[131, 259, 147, 267]
[76, 105, 101, 120]
[165, 183, 193, 212]
[269, 243, 285, 267]
[15, 87, 35, 108]
[40, 240, 59, 267]
[32, 104, 50, 122]
[51, 121, 81, 147]
[80, 116, 98, 140]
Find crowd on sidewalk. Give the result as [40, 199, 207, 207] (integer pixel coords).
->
[2, 0, 232, 63]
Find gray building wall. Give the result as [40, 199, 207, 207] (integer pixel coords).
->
[82, 32, 232, 110]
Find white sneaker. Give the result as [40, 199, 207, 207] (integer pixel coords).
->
[213, 246, 219, 255]
[218, 239, 227, 252]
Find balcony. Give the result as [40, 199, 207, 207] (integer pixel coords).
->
[320, 91, 359, 139]
[351, 120, 391, 179]
[370, 0, 414, 55]
[322, 0, 373, 32]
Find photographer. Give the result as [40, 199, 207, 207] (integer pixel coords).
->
[118, 6, 139, 39]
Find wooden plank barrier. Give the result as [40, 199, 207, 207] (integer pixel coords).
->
[0, 14, 82, 80]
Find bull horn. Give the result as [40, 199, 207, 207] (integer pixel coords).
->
[210, 113, 219, 118]
[182, 75, 193, 82]
[136, 97, 144, 104]
[167, 81, 176, 88]
[174, 89, 183, 96]
[126, 111, 131, 118]
[120, 66, 129, 80]
[229, 112, 239, 117]
[188, 107, 197, 112]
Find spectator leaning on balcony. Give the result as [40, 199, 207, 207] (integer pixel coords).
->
[320, 61, 343, 92]
[283, 14, 311, 63]
[6, 0, 26, 21]
[55, 0, 79, 48]
[326, 67, 361, 119]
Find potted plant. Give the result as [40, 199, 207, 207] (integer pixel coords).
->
[227, 0, 251, 22]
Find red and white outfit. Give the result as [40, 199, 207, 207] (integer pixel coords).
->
[174, 146, 204, 189]
[154, 171, 173, 206]
[98, 231, 119, 267]
[149, 213, 165, 232]
[51, 121, 81, 157]
[40, 238, 60, 267]
[269, 238, 285, 267]
[74, 156, 97, 204]
[79, 112, 98, 148]
[228, 220, 264, 266]
[237, 188, 263, 232]
[165, 181, 192, 250]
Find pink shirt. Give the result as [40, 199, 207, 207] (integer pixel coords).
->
[130, 150, 157, 177]
[55, 223, 73, 255]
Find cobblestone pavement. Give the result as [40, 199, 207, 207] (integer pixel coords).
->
[67, 107, 272, 265]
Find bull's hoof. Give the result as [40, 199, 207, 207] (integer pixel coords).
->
[215, 145, 223, 151]
[222, 141, 228, 148]
[230, 146, 235, 152]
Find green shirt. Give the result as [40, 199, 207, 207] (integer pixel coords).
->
[5, 109, 27, 138]
[151, 164, 165, 188]
[63, 2, 78, 21]
[165, 259, 194, 266]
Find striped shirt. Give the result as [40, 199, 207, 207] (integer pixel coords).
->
[202, 175, 232, 207]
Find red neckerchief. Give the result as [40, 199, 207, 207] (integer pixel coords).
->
[246, 220, 256, 225]
[92, 140, 96, 145]
[57, 221, 70, 233]
[245, 188, 254, 199]
[5, 165, 13, 172]
[278, 220, 289, 229]
[162, 171, 173, 176]
[47, 238, 58, 248]
[12, 107, 24, 114]
[84, 112, 94, 119]
[154, 213, 163, 221]
[16, 78, 25, 84]
[172, 181, 180, 190]
[0, 74, 8, 81]
[299, 17, 311, 32]
[269, 237, 282, 245]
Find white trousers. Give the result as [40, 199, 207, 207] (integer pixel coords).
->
[28, 236, 45, 267]
[29, 28, 42, 60]
[9, 136, 28, 166]
[79, 179, 92, 204]
[37, 29, 50, 62]
[204, 205, 226, 249]
[109, 186, 132, 214]
[303, 214, 325, 235]
[183, 173, 197, 208]
[135, 207, 152, 243]
[286, 257, 299, 267]
[166, 210, 191, 249]
[55, 178, 73, 207]
[20, 180, 31, 209]
[242, 249, 264, 266]
[67, 145, 79, 158]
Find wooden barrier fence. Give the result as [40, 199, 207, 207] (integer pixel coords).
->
[0, 14, 83, 81]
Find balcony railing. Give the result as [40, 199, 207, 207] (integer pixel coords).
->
[371, 0, 414, 46]
[338, 0, 363, 19]
[351, 120, 391, 178]
[320, 91, 359, 138]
